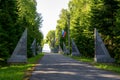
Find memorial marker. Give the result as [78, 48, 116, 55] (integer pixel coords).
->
[31, 39, 36, 56]
[94, 28, 115, 63]
[63, 42, 69, 54]
[7, 28, 27, 64]
[37, 44, 42, 54]
[71, 39, 81, 56]
[58, 45, 63, 54]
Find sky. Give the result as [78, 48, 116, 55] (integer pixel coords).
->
[42, 44, 51, 52]
[36, 0, 70, 39]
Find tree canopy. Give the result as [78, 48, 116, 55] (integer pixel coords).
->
[54, 0, 120, 63]
[0, 0, 43, 61]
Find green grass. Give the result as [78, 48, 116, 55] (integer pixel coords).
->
[71, 56, 93, 63]
[70, 56, 120, 74]
[0, 53, 44, 80]
[94, 63, 120, 73]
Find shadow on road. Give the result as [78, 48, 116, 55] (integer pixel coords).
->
[30, 53, 120, 80]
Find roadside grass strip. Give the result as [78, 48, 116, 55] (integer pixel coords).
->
[0, 53, 44, 80]
[70, 56, 120, 74]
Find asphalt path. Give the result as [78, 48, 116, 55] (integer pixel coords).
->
[30, 53, 120, 80]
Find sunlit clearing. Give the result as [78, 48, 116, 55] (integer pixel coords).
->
[42, 44, 51, 53]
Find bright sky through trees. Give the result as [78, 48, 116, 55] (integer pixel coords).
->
[36, 0, 69, 39]
[42, 44, 51, 52]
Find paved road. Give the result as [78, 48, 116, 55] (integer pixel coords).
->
[30, 53, 120, 80]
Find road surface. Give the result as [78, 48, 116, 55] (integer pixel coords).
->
[30, 53, 120, 80]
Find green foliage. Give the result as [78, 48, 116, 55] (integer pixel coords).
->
[0, 53, 44, 80]
[70, 56, 93, 63]
[55, 0, 94, 57]
[70, 0, 94, 57]
[90, 0, 120, 62]
[55, 0, 120, 63]
[55, 9, 70, 49]
[46, 30, 55, 49]
[0, 0, 43, 61]
[0, 0, 18, 60]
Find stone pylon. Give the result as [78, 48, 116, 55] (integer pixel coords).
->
[71, 39, 81, 56]
[94, 28, 115, 63]
[58, 45, 63, 54]
[37, 43, 42, 54]
[63, 42, 69, 54]
[7, 28, 27, 64]
[31, 39, 36, 56]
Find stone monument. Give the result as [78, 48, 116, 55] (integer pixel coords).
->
[94, 28, 115, 63]
[7, 28, 27, 64]
[37, 44, 42, 54]
[58, 45, 63, 54]
[63, 42, 69, 54]
[71, 39, 81, 56]
[31, 39, 36, 56]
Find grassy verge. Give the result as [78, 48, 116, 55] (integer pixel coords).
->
[70, 56, 120, 74]
[0, 53, 44, 80]
[71, 56, 93, 63]
[94, 63, 120, 74]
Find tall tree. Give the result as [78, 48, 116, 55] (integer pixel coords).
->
[55, 9, 69, 49]
[68, 0, 93, 57]
[90, 0, 120, 61]
[46, 30, 55, 49]
[0, 0, 18, 60]
[0, 0, 43, 61]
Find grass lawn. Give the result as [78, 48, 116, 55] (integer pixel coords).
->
[0, 53, 44, 80]
[70, 56, 120, 74]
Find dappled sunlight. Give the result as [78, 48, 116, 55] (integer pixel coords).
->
[31, 62, 120, 80]
[35, 64, 42, 66]
[52, 63, 88, 66]
[1, 67, 8, 70]
[98, 74, 120, 79]
[30, 53, 120, 80]
[33, 70, 77, 75]
[0, 53, 44, 80]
